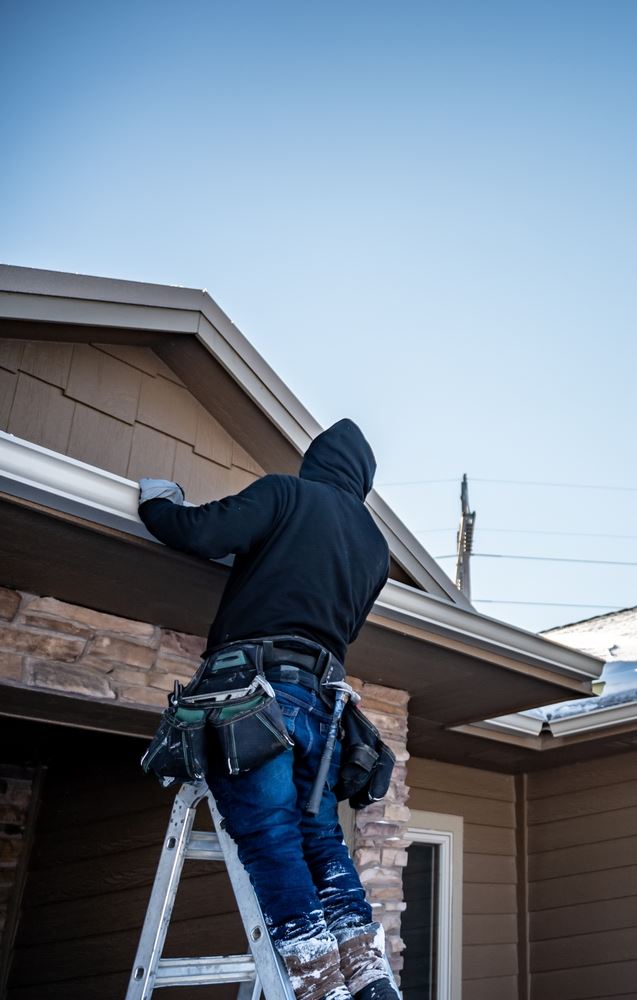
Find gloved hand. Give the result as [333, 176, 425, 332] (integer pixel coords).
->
[138, 478, 185, 505]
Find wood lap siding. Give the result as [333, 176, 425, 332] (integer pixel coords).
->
[406, 757, 519, 1000]
[527, 751, 637, 1000]
[8, 739, 244, 1000]
[0, 340, 264, 504]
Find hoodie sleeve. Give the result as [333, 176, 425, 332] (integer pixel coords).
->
[139, 476, 284, 560]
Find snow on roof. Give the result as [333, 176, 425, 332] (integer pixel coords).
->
[490, 607, 637, 732]
[541, 606, 637, 661]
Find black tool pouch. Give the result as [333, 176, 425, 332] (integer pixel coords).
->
[141, 643, 293, 785]
[183, 643, 293, 777]
[334, 702, 396, 809]
[140, 689, 208, 789]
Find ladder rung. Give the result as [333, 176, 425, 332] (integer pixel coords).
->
[185, 830, 224, 861]
[155, 954, 257, 987]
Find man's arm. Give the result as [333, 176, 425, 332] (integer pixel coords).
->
[139, 476, 284, 560]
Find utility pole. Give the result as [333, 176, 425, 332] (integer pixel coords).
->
[455, 474, 476, 600]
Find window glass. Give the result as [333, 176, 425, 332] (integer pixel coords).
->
[401, 842, 440, 1000]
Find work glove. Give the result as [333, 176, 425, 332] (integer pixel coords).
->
[138, 478, 185, 505]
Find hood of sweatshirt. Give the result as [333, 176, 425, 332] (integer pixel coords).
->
[299, 419, 377, 500]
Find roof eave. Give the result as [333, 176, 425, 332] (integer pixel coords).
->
[0, 263, 464, 603]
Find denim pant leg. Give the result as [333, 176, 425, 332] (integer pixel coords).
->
[207, 682, 372, 946]
[207, 741, 327, 944]
[275, 685, 372, 934]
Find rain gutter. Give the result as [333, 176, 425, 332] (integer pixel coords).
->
[0, 432, 602, 688]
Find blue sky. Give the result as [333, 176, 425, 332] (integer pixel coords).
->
[2, 1, 636, 632]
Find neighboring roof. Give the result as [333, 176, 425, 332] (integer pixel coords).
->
[542, 605, 637, 661]
[0, 263, 467, 606]
[457, 607, 637, 756]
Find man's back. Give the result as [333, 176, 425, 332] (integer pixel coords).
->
[139, 420, 390, 661]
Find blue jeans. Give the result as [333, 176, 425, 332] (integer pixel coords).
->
[207, 682, 373, 945]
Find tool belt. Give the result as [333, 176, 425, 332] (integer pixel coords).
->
[141, 634, 395, 807]
[141, 641, 294, 786]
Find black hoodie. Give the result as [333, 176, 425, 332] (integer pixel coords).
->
[138, 419, 390, 661]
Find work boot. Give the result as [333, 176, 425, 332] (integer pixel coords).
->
[277, 932, 352, 1000]
[353, 979, 398, 1000]
[334, 922, 394, 998]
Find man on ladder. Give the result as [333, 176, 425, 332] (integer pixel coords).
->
[138, 419, 395, 1000]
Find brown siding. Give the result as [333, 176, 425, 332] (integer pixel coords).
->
[407, 757, 519, 1000]
[0, 340, 264, 504]
[7, 725, 244, 1000]
[527, 750, 637, 1000]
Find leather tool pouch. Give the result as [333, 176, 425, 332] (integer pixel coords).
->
[334, 702, 396, 809]
[140, 695, 208, 789]
[141, 643, 293, 785]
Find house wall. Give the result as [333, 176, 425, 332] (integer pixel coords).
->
[0, 339, 263, 503]
[407, 757, 519, 1000]
[6, 725, 244, 1000]
[0, 584, 413, 992]
[526, 751, 637, 1000]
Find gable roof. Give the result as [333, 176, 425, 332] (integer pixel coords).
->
[0, 264, 607, 769]
[0, 263, 468, 606]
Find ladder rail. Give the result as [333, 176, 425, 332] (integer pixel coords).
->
[125, 783, 295, 1000]
[126, 781, 399, 1000]
[126, 783, 205, 999]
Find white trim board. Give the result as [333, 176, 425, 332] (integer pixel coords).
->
[407, 810, 464, 1000]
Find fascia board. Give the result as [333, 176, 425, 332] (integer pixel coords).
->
[0, 264, 207, 311]
[0, 290, 200, 335]
[0, 432, 601, 684]
[0, 264, 465, 603]
[376, 579, 603, 681]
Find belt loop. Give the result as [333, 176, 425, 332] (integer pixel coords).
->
[263, 640, 274, 665]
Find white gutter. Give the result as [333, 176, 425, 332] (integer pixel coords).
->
[469, 699, 637, 740]
[0, 432, 146, 535]
[0, 432, 602, 686]
[0, 264, 470, 607]
[376, 578, 602, 680]
[547, 700, 637, 736]
[476, 713, 546, 736]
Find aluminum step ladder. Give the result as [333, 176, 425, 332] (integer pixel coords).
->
[125, 781, 296, 1000]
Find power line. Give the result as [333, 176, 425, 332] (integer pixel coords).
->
[415, 527, 637, 541]
[379, 478, 458, 486]
[435, 553, 637, 566]
[474, 600, 624, 609]
[379, 476, 637, 492]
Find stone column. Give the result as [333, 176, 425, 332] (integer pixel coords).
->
[346, 679, 411, 980]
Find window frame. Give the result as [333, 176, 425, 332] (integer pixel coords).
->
[406, 810, 463, 1000]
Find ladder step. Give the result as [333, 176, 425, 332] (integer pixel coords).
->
[155, 954, 256, 987]
[185, 830, 224, 861]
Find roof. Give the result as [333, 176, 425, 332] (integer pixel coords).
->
[0, 264, 606, 770]
[458, 607, 637, 760]
[0, 263, 465, 604]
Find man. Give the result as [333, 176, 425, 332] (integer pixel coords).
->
[139, 419, 395, 1000]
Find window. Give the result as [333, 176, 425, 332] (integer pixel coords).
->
[401, 811, 463, 1000]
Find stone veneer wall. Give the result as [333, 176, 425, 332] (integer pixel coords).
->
[0, 586, 411, 975]
[347, 678, 411, 979]
[0, 586, 206, 707]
